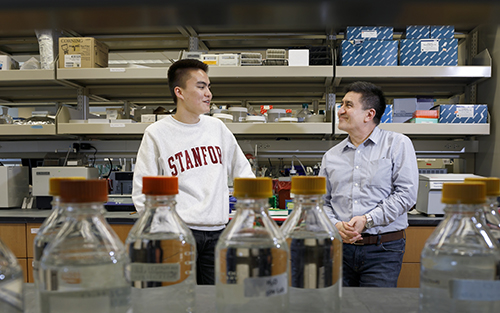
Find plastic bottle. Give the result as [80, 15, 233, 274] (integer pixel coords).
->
[216, 177, 289, 313]
[464, 177, 500, 242]
[280, 176, 342, 313]
[0, 106, 13, 124]
[0, 238, 23, 313]
[38, 179, 131, 313]
[296, 104, 312, 123]
[419, 182, 500, 313]
[126, 176, 196, 313]
[33, 177, 85, 287]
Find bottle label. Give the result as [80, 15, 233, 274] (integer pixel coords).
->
[129, 263, 181, 282]
[449, 279, 500, 301]
[40, 287, 131, 313]
[243, 273, 288, 298]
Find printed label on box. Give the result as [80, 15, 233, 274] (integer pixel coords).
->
[421, 40, 439, 52]
[65, 54, 81, 67]
[456, 105, 474, 118]
[362, 31, 377, 39]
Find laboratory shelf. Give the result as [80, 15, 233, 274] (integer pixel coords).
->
[226, 122, 333, 135]
[334, 123, 490, 136]
[0, 124, 56, 135]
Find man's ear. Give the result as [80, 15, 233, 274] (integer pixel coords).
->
[174, 86, 184, 101]
[365, 108, 376, 122]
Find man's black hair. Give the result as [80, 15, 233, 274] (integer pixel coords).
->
[344, 81, 386, 125]
[167, 59, 209, 105]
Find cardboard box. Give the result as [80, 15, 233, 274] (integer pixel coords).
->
[346, 26, 393, 40]
[437, 104, 488, 123]
[408, 118, 438, 123]
[288, 49, 309, 66]
[406, 26, 430, 39]
[341, 40, 397, 66]
[0, 55, 19, 70]
[430, 26, 455, 39]
[59, 37, 109, 68]
[400, 39, 458, 66]
[381, 105, 393, 123]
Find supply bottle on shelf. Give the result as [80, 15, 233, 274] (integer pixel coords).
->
[464, 177, 500, 242]
[419, 182, 500, 313]
[216, 177, 289, 313]
[0, 238, 23, 313]
[296, 103, 312, 123]
[38, 179, 131, 313]
[125, 176, 196, 313]
[280, 176, 342, 313]
[33, 177, 85, 287]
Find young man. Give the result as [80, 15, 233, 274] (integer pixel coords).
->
[132, 59, 255, 285]
[319, 81, 418, 287]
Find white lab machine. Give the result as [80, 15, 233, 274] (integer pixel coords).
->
[416, 173, 483, 215]
[0, 166, 29, 208]
[32, 166, 100, 196]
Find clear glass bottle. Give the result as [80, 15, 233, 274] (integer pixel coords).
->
[296, 104, 311, 123]
[464, 177, 500, 243]
[216, 177, 289, 313]
[0, 106, 13, 124]
[419, 182, 500, 313]
[38, 179, 131, 313]
[280, 176, 342, 313]
[125, 176, 196, 313]
[0, 238, 23, 313]
[33, 177, 85, 287]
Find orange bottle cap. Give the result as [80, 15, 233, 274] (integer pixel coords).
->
[142, 176, 178, 195]
[291, 176, 326, 195]
[60, 179, 108, 203]
[49, 177, 86, 196]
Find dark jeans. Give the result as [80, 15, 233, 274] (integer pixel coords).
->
[342, 237, 405, 287]
[191, 229, 224, 285]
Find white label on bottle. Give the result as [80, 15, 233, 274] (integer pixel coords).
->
[110, 123, 125, 128]
[456, 105, 474, 118]
[129, 263, 181, 282]
[361, 31, 378, 38]
[31, 228, 39, 234]
[421, 40, 439, 52]
[244, 273, 287, 298]
[449, 280, 500, 301]
[64, 54, 81, 68]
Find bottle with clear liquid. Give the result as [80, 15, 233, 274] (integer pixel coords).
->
[0, 238, 23, 313]
[125, 176, 196, 313]
[0, 106, 13, 124]
[296, 104, 311, 123]
[33, 177, 85, 287]
[280, 176, 342, 313]
[419, 182, 500, 313]
[464, 177, 500, 243]
[38, 179, 131, 313]
[216, 177, 289, 313]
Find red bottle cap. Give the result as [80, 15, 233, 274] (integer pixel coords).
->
[142, 176, 178, 195]
[60, 179, 108, 203]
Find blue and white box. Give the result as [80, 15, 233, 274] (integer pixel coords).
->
[346, 26, 393, 40]
[341, 40, 397, 66]
[381, 105, 393, 123]
[406, 26, 430, 39]
[400, 39, 458, 66]
[438, 104, 488, 123]
[430, 26, 455, 39]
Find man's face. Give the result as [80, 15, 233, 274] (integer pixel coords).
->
[338, 91, 372, 132]
[177, 69, 212, 116]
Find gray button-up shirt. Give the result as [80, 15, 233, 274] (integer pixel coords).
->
[319, 127, 419, 234]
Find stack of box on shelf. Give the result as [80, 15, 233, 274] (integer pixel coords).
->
[400, 26, 457, 66]
[58, 37, 109, 68]
[263, 49, 287, 66]
[341, 26, 398, 66]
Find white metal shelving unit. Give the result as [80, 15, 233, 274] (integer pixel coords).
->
[334, 123, 490, 136]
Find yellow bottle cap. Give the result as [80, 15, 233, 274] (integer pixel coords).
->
[464, 177, 500, 197]
[49, 177, 86, 196]
[291, 176, 326, 195]
[442, 182, 486, 204]
[233, 177, 273, 199]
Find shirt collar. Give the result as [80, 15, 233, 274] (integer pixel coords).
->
[343, 126, 381, 151]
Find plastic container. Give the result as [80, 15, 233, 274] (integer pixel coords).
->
[419, 182, 500, 313]
[267, 109, 287, 122]
[213, 113, 234, 123]
[215, 178, 289, 313]
[126, 176, 196, 313]
[296, 104, 312, 123]
[244, 116, 266, 123]
[281, 176, 342, 313]
[0, 237, 23, 312]
[38, 179, 132, 313]
[278, 117, 298, 123]
[228, 107, 248, 123]
[305, 114, 325, 122]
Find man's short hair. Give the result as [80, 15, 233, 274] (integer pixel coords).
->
[167, 59, 209, 105]
[344, 81, 386, 125]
